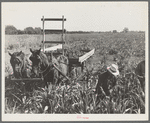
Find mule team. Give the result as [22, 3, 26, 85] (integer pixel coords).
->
[8, 48, 145, 98]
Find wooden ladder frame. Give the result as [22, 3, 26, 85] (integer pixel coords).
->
[41, 16, 66, 55]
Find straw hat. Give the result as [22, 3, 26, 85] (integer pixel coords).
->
[107, 64, 119, 76]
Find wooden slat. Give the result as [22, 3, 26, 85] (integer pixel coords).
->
[42, 29, 66, 34]
[45, 52, 63, 58]
[79, 49, 95, 63]
[42, 41, 65, 44]
[43, 44, 62, 52]
[41, 18, 66, 21]
[11, 78, 43, 81]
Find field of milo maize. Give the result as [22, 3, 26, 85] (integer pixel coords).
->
[4, 32, 145, 114]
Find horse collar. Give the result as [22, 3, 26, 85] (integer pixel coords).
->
[37, 54, 54, 77]
[40, 64, 54, 78]
[40, 64, 50, 74]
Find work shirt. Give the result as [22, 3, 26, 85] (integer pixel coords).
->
[95, 71, 117, 96]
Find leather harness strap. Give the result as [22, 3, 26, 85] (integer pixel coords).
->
[39, 63, 54, 78]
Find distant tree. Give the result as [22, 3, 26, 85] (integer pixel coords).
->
[24, 27, 35, 34]
[5, 25, 18, 35]
[138, 31, 144, 33]
[105, 31, 111, 33]
[113, 30, 117, 33]
[123, 27, 129, 33]
[34, 27, 42, 34]
[17, 30, 25, 34]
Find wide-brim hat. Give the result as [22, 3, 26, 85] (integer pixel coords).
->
[107, 64, 119, 76]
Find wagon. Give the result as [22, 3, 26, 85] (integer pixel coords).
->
[10, 16, 95, 83]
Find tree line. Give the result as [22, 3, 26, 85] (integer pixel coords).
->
[5, 25, 42, 35]
[6, 25, 142, 35]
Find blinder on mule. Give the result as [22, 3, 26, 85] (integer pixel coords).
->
[30, 54, 41, 65]
[15, 56, 22, 64]
[11, 55, 23, 68]
[9, 51, 26, 78]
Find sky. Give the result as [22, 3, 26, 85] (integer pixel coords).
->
[2, 2, 148, 32]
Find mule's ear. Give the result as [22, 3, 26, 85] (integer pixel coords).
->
[18, 51, 22, 56]
[8, 52, 12, 56]
[37, 48, 41, 54]
[30, 48, 33, 53]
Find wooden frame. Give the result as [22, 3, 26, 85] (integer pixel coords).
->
[41, 16, 66, 55]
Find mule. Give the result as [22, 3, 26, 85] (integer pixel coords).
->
[29, 48, 69, 87]
[8, 51, 32, 78]
[135, 60, 145, 92]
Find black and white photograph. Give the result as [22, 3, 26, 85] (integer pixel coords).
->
[2, 1, 149, 121]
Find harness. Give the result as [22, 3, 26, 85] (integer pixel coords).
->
[36, 54, 70, 82]
[37, 54, 56, 78]
[39, 63, 54, 78]
[15, 56, 23, 63]
[13, 55, 29, 78]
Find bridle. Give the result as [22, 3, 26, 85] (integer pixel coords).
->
[35, 54, 54, 78]
[12, 56, 24, 77]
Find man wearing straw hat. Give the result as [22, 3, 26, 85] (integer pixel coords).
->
[95, 64, 120, 98]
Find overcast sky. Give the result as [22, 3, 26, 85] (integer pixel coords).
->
[2, 2, 148, 32]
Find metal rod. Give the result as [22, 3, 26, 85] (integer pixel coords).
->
[42, 16, 45, 52]
[52, 63, 71, 82]
[62, 15, 64, 55]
